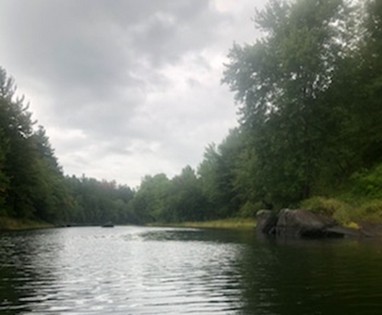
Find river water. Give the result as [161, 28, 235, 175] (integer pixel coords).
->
[1, 226, 382, 315]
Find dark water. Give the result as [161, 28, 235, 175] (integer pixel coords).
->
[1, 227, 382, 315]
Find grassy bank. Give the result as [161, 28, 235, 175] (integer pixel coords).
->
[0, 216, 53, 231]
[301, 197, 382, 228]
[150, 218, 257, 230]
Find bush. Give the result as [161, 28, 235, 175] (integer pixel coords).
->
[302, 196, 382, 224]
[301, 197, 348, 216]
[350, 164, 382, 199]
[301, 197, 353, 224]
[238, 201, 261, 218]
[355, 200, 382, 223]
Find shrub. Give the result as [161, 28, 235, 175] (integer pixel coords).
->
[301, 197, 353, 224]
[350, 164, 382, 199]
[238, 201, 261, 218]
[355, 200, 382, 223]
[301, 197, 347, 215]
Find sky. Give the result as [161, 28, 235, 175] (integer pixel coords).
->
[0, 0, 266, 188]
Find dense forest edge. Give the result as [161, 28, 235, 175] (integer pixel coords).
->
[1, 0, 382, 230]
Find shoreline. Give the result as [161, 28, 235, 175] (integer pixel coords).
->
[2, 215, 381, 237]
[0, 216, 53, 231]
[149, 218, 257, 230]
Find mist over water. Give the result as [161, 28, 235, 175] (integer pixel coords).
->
[1, 226, 382, 314]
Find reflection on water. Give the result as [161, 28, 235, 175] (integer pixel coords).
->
[1, 226, 382, 314]
[241, 238, 382, 315]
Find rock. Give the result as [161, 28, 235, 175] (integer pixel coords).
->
[256, 210, 278, 235]
[275, 209, 337, 238]
[357, 222, 382, 238]
[256, 208, 366, 239]
[326, 226, 362, 238]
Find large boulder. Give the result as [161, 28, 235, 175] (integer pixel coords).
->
[256, 208, 364, 239]
[256, 210, 278, 235]
[275, 209, 337, 238]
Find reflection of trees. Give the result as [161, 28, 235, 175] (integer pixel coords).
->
[240, 239, 382, 315]
[3, 227, 382, 315]
[0, 264, 24, 314]
[0, 230, 60, 314]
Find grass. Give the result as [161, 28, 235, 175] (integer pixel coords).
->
[0, 216, 53, 231]
[150, 218, 257, 230]
[301, 196, 382, 226]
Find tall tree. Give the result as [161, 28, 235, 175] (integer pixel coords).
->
[0, 67, 37, 217]
[0, 67, 70, 222]
[0, 128, 9, 212]
[29, 126, 71, 222]
[223, 0, 355, 206]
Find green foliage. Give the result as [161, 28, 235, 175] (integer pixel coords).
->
[127, 166, 210, 223]
[0, 129, 9, 208]
[0, 67, 80, 223]
[166, 166, 205, 222]
[65, 175, 135, 225]
[130, 173, 171, 223]
[223, 0, 356, 206]
[2, 0, 382, 226]
[222, 0, 382, 209]
[301, 197, 353, 224]
[349, 165, 382, 199]
[0, 216, 52, 230]
[197, 128, 247, 218]
[356, 200, 382, 223]
[302, 196, 382, 225]
[237, 201, 261, 218]
[301, 197, 347, 216]
[164, 218, 256, 230]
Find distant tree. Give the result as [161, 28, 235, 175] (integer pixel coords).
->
[64, 175, 136, 225]
[198, 129, 246, 218]
[168, 166, 207, 222]
[198, 143, 221, 218]
[130, 173, 171, 223]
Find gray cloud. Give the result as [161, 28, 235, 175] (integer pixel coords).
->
[0, 0, 266, 186]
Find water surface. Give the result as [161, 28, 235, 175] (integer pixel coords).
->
[1, 226, 382, 314]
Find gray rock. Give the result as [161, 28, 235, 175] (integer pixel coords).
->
[256, 210, 278, 235]
[275, 209, 337, 238]
[256, 208, 364, 239]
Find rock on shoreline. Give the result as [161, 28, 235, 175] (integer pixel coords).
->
[256, 209, 364, 239]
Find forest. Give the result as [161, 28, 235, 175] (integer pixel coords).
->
[1, 0, 382, 228]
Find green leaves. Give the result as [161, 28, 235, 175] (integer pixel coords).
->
[2, 0, 382, 225]
[0, 68, 70, 222]
[222, 0, 370, 207]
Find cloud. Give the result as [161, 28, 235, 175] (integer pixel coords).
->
[0, 0, 266, 186]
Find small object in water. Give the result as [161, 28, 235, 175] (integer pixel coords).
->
[102, 222, 114, 228]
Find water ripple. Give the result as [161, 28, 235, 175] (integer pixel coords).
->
[2, 227, 382, 314]
[0, 227, 246, 314]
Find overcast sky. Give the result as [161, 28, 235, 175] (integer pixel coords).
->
[0, 0, 266, 187]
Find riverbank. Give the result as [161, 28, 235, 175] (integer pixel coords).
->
[301, 197, 382, 232]
[0, 216, 53, 231]
[150, 218, 257, 230]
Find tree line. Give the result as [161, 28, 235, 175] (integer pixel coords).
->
[1, 0, 381, 226]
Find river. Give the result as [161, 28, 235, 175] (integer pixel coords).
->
[1, 226, 382, 314]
